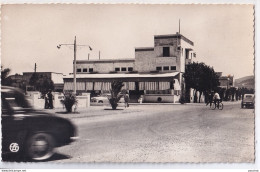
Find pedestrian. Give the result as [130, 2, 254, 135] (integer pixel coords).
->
[138, 95, 143, 104]
[124, 93, 130, 108]
[47, 89, 54, 109]
[206, 91, 213, 106]
[44, 93, 49, 109]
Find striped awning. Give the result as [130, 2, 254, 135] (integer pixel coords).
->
[86, 82, 94, 90]
[128, 82, 135, 90]
[103, 82, 111, 91]
[122, 82, 128, 90]
[64, 82, 73, 90]
[76, 82, 86, 91]
[159, 82, 170, 90]
[94, 82, 102, 90]
[139, 82, 145, 90]
[145, 82, 158, 90]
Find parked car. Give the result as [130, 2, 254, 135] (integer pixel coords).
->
[91, 94, 125, 104]
[1, 86, 78, 161]
[91, 94, 109, 103]
[241, 94, 255, 108]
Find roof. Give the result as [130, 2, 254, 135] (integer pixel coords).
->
[135, 47, 154, 52]
[63, 72, 179, 79]
[76, 58, 135, 64]
[154, 34, 194, 46]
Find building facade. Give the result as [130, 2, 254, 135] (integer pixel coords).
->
[64, 33, 195, 103]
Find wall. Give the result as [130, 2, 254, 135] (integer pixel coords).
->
[143, 94, 180, 103]
[76, 61, 135, 73]
[135, 50, 156, 72]
[26, 91, 90, 109]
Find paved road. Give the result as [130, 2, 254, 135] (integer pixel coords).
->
[52, 102, 254, 163]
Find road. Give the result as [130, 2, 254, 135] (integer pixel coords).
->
[52, 102, 254, 163]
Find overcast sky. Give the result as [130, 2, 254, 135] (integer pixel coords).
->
[1, 4, 254, 79]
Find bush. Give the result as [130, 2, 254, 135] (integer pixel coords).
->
[109, 81, 124, 110]
[60, 92, 78, 112]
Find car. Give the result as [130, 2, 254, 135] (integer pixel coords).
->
[241, 94, 255, 108]
[91, 94, 125, 104]
[91, 94, 109, 103]
[1, 86, 78, 161]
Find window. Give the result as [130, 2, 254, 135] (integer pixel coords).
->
[89, 68, 93, 72]
[83, 68, 88, 72]
[171, 66, 176, 70]
[115, 68, 120, 72]
[128, 67, 133, 71]
[156, 66, 162, 71]
[163, 47, 170, 57]
[121, 67, 127, 71]
[163, 66, 169, 71]
[77, 68, 81, 72]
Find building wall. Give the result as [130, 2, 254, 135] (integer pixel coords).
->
[180, 39, 195, 72]
[135, 50, 156, 72]
[76, 61, 135, 73]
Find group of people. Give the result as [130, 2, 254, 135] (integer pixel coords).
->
[206, 91, 221, 107]
[44, 90, 54, 109]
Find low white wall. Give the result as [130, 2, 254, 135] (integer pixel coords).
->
[26, 91, 90, 109]
[143, 95, 180, 103]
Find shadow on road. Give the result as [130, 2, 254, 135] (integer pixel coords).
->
[104, 108, 124, 110]
[2, 152, 71, 162]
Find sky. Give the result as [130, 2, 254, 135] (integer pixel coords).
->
[1, 4, 254, 79]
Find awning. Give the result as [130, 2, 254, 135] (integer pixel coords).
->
[64, 82, 73, 90]
[86, 82, 94, 90]
[64, 72, 179, 79]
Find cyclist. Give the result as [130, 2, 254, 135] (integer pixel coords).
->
[213, 91, 221, 108]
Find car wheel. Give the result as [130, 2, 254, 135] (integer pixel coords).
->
[98, 100, 103, 103]
[26, 132, 56, 161]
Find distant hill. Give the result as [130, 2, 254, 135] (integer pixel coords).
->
[234, 75, 255, 89]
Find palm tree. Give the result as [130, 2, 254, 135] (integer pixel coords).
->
[1, 66, 12, 86]
[109, 81, 124, 110]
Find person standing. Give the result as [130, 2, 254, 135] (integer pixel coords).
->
[47, 89, 54, 109]
[44, 93, 49, 109]
[124, 93, 130, 108]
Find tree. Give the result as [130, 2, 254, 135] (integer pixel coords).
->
[1, 66, 13, 86]
[29, 72, 39, 90]
[183, 62, 220, 103]
[29, 73, 54, 95]
[109, 81, 124, 110]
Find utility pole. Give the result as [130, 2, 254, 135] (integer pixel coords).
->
[73, 36, 77, 94]
[34, 63, 37, 72]
[57, 37, 92, 95]
[179, 19, 181, 34]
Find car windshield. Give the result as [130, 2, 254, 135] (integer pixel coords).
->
[2, 88, 32, 110]
[245, 95, 253, 98]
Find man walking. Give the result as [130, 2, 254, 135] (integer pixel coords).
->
[124, 93, 130, 108]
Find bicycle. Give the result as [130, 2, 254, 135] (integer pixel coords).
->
[210, 100, 223, 110]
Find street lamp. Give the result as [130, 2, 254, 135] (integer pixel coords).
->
[57, 36, 92, 94]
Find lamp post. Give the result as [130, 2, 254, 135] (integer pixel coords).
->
[57, 36, 92, 94]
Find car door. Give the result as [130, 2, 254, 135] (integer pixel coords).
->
[1, 91, 28, 153]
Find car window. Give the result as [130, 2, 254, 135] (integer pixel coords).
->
[2, 90, 31, 110]
[245, 95, 253, 98]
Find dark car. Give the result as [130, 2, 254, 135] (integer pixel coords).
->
[1, 86, 78, 161]
[241, 94, 255, 108]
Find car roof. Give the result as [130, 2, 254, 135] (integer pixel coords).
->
[244, 94, 254, 96]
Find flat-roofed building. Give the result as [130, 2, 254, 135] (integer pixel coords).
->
[64, 33, 195, 103]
